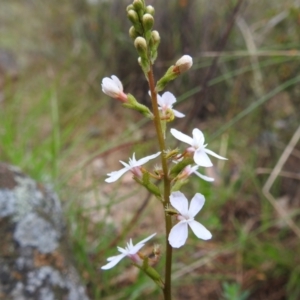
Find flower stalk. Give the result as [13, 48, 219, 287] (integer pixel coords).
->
[147, 66, 173, 300]
[100, 1, 227, 299]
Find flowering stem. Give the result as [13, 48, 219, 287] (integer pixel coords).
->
[147, 67, 173, 300]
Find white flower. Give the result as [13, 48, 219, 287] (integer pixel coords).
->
[175, 55, 193, 73]
[101, 233, 156, 270]
[101, 75, 128, 102]
[168, 191, 212, 248]
[180, 165, 214, 182]
[105, 152, 161, 183]
[170, 128, 227, 167]
[157, 91, 185, 118]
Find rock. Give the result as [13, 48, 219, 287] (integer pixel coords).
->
[0, 163, 90, 300]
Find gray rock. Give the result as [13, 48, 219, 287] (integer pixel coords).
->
[0, 163, 90, 300]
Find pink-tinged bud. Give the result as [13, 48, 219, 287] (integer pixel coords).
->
[177, 165, 198, 180]
[174, 55, 193, 74]
[128, 252, 144, 266]
[101, 75, 128, 103]
[131, 166, 143, 179]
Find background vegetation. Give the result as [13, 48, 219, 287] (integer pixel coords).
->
[1, 0, 300, 299]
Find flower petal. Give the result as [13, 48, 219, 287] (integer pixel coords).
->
[204, 148, 227, 160]
[102, 77, 120, 97]
[170, 191, 189, 215]
[188, 220, 212, 240]
[161, 91, 176, 106]
[189, 193, 205, 217]
[111, 75, 123, 91]
[101, 253, 126, 270]
[170, 128, 193, 146]
[173, 109, 185, 118]
[105, 167, 129, 183]
[135, 152, 161, 167]
[193, 170, 214, 182]
[136, 233, 157, 246]
[129, 233, 156, 254]
[194, 149, 213, 167]
[168, 221, 188, 248]
[192, 128, 205, 145]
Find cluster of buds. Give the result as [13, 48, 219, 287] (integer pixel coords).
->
[127, 0, 160, 72]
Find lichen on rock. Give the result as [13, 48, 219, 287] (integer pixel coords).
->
[0, 163, 90, 300]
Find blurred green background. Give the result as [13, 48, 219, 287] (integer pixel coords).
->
[1, 0, 300, 299]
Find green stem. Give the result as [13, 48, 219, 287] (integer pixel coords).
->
[147, 67, 172, 300]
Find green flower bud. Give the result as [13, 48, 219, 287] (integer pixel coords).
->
[150, 31, 160, 48]
[127, 9, 139, 25]
[129, 26, 139, 40]
[126, 4, 134, 12]
[149, 30, 160, 62]
[142, 13, 154, 32]
[133, 0, 144, 12]
[134, 37, 148, 58]
[146, 5, 155, 16]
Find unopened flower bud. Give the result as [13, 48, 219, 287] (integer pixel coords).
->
[142, 13, 154, 32]
[149, 31, 160, 62]
[129, 26, 139, 40]
[174, 55, 193, 74]
[126, 4, 134, 12]
[127, 9, 139, 25]
[101, 75, 128, 103]
[151, 30, 160, 45]
[133, 0, 144, 12]
[134, 37, 148, 57]
[146, 5, 155, 16]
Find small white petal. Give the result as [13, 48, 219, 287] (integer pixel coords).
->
[105, 153, 160, 183]
[129, 233, 156, 254]
[136, 233, 157, 246]
[194, 149, 213, 167]
[161, 91, 176, 106]
[193, 170, 214, 182]
[129, 243, 148, 255]
[117, 246, 128, 254]
[105, 167, 128, 183]
[204, 148, 227, 160]
[119, 160, 131, 168]
[170, 128, 193, 146]
[168, 221, 188, 248]
[101, 253, 126, 270]
[189, 193, 205, 217]
[111, 75, 123, 91]
[102, 77, 122, 97]
[170, 191, 189, 215]
[101, 233, 156, 270]
[188, 220, 212, 240]
[134, 152, 161, 167]
[173, 109, 185, 118]
[192, 128, 205, 145]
